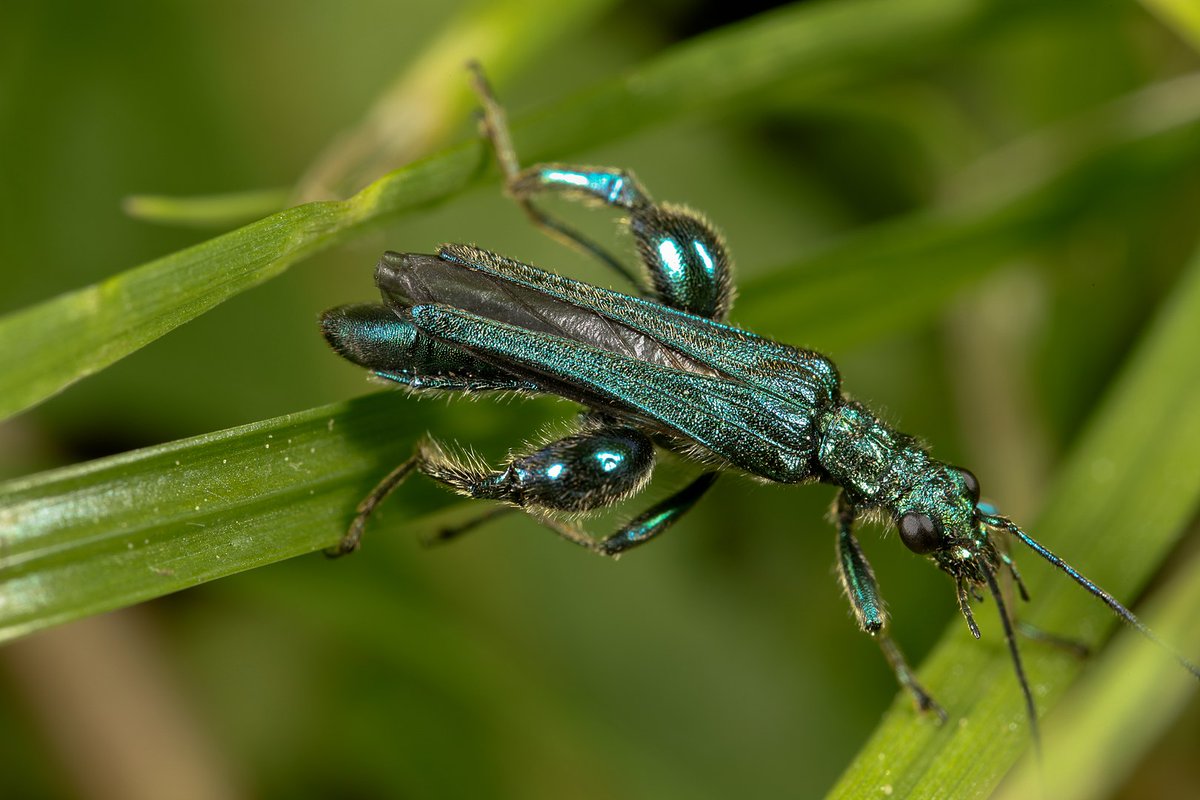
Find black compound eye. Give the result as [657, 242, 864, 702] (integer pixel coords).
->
[897, 512, 941, 554]
[958, 468, 981, 503]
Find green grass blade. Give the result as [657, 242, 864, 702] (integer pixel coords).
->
[827, 245, 1200, 798]
[0, 393, 439, 642]
[995, 540, 1200, 800]
[122, 0, 620, 229]
[0, 199, 380, 421]
[0, 0, 998, 422]
[742, 72, 1200, 350]
[122, 187, 292, 229]
[1141, 0, 1200, 52]
[292, 0, 618, 203]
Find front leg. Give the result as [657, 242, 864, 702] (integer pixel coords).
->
[834, 492, 947, 721]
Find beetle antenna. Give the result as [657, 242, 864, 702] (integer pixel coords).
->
[984, 514, 1200, 680]
[984, 567, 1041, 755]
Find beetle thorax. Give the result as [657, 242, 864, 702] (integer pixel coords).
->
[816, 401, 930, 507]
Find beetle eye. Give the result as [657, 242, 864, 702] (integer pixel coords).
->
[898, 512, 941, 554]
[958, 468, 981, 503]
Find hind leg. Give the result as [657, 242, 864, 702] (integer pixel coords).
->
[469, 63, 733, 321]
[426, 466, 718, 556]
[331, 420, 656, 555]
[534, 471, 718, 556]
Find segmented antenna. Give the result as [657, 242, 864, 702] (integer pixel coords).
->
[983, 514, 1200, 680]
[984, 568, 1041, 754]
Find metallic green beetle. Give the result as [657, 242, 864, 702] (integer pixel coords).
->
[322, 66, 1198, 745]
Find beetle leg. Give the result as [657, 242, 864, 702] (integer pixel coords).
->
[997, 540, 1089, 657]
[468, 63, 733, 321]
[331, 423, 656, 556]
[329, 454, 422, 557]
[835, 492, 947, 722]
[534, 470, 718, 556]
[623, 199, 734, 321]
[468, 63, 639, 288]
[428, 424, 655, 510]
[598, 472, 718, 555]
[429, 423, 657, 553]
[1016, 621, 1091, 658]
[426, 464, 716, 558]
[424, 506, 515, 546]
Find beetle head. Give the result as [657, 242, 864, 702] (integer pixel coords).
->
[892, 464, 1000, 587]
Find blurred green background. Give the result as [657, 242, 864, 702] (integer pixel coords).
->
[1, 0, 1198, 797]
